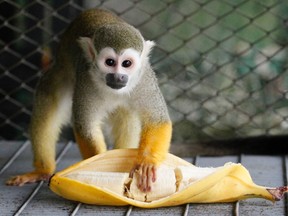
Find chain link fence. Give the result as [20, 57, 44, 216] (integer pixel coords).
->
[1, 0, 288, 144]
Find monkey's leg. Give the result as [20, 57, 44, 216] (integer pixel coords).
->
[74, 124, 107, 159]
[111, 107, 141, 149]
[6, 72, 72, 186]
[130, 121, 172, 192]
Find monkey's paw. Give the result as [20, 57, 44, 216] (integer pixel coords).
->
[6, 172, 51, 186]
[129, 163, 157, 192]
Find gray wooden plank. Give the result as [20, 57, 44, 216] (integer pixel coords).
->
[130, 206, 185, 216]
[75, 205, 130, 216]
[0, 141, 74, 215]
[196, 156, 239, 167]
[19, 142, 83, 215]
[0, 141, 40, 215]
[239, 155, 286, 216]
[0, 141, 27, 170]
[188, 155, 239, 216]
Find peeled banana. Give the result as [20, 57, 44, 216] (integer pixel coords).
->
[49, 149, 287, 208]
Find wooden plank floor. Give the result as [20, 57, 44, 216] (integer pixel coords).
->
[0, 141, 287, 216]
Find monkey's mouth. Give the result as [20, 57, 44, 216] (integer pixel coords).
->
[105, 73, 128, 90]
[106, 82, 126, 89]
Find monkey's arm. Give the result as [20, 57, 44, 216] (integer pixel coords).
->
[131, 121, 172, 192]
[131, 72, 172, 192]
[137, 122, 172, 166]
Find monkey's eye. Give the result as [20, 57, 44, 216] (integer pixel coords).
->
[122, 60, 132, 68]
[105, 59, 115, 67]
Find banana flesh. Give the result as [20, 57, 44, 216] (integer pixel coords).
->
[65, 171, 129, 196]
[49, 149, 288, 208]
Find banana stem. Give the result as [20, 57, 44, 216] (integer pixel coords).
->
[267, 186, 288, 201]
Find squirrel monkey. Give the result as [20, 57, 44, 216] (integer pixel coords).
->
[6, 9, 172, 192]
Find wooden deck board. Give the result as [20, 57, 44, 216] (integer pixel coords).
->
[187, 156, 239, 215]
[0, 141, 287, 215]
[18, 142, 81, 216]
[239, 155, 286, 216]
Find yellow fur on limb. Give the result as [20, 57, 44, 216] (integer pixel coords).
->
[136, 121, 172, 166]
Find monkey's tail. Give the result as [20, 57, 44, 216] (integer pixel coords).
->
[41, 46, 52, 72]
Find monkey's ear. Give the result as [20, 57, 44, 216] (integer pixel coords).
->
[142, 40, 155, 59]
[78, 37, 97, 62]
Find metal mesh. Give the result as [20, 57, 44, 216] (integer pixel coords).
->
[1, 0, 288, 142]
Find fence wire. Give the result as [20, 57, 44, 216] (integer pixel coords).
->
[1, 0, 288, 143]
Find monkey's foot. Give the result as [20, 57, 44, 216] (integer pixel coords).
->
[6, 172, 51, 186]
[130, 163, 157, 192]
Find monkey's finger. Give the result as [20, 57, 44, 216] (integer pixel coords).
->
[146, 165, 154, 192]
[152, 165, 157, 182]
[139, 164, 152, 192]
[142, 166, 149, 192]
[129, 165, 140, 178]
[136, 166, 143, 189]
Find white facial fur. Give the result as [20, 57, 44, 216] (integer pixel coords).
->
[95, 47, 142, 93]
[78, 37, 155, 94]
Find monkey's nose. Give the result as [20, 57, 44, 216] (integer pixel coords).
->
[105, 73, 128, 89]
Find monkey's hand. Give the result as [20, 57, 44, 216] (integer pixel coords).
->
[130, 122, 172, 192]
[6, 171, 51, 186]
[129, 162, 157, 192]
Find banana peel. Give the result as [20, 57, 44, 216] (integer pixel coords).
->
[49, 149, 287, 208]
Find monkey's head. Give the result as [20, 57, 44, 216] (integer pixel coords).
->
[78, 23, 154, 93]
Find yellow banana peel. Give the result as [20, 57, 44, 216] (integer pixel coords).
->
[49, 149, 287, 208]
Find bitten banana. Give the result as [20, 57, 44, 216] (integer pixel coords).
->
[49, 149, 288, 208]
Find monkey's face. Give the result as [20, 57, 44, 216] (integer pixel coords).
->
[96, 47, 142, 92]
[78, 36, 153, 93]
